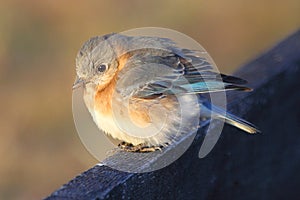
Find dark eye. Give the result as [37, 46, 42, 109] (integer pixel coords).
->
[97, 63, 108, 73]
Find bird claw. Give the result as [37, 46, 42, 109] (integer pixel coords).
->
[118, 142, 163, 153]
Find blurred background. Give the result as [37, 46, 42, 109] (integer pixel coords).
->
[0, 0, 299, 199]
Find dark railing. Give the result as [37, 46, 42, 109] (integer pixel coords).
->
[46, 29, 300, 200]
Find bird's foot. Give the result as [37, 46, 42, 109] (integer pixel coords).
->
[118, 142, 163, 153]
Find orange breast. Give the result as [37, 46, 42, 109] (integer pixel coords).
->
[95, 85, 152, 127]
[94, 52, 152, 128]
[94, 52, 130, 115]
[94, 77, 116, 116]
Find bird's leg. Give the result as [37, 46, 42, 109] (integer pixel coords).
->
[118, 141, 163, 153]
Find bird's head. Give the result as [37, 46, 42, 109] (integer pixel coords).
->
[73, 33, 120, 90]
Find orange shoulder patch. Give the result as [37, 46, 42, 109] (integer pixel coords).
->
[117, 53, 131, 70]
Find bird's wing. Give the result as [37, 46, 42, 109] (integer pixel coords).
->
[116, 47, 250, 99]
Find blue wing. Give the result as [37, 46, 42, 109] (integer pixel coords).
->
[124, 48, 251, 99]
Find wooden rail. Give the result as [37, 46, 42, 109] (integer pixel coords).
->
[46, 29, 300, 200]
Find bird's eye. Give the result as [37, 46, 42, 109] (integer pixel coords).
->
[96, 63, 108, 73]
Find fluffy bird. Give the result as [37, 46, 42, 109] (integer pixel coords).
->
[73, 33, 259, 152]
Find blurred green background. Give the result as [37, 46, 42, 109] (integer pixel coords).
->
[0, 0, 299, 199]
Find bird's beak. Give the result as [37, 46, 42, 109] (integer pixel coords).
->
[72, 77, 84, 90]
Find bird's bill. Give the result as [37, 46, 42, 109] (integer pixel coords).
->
[72, 76, 84, 90]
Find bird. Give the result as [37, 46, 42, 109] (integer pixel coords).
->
[73, 33, 260, 152]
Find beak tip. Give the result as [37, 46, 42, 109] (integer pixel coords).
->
[72, 85, 78, 90]
[72, 77, 84, 90]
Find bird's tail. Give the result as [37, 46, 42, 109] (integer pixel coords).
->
[201, 102, 260, 134]
[220, 111, 260, 134]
